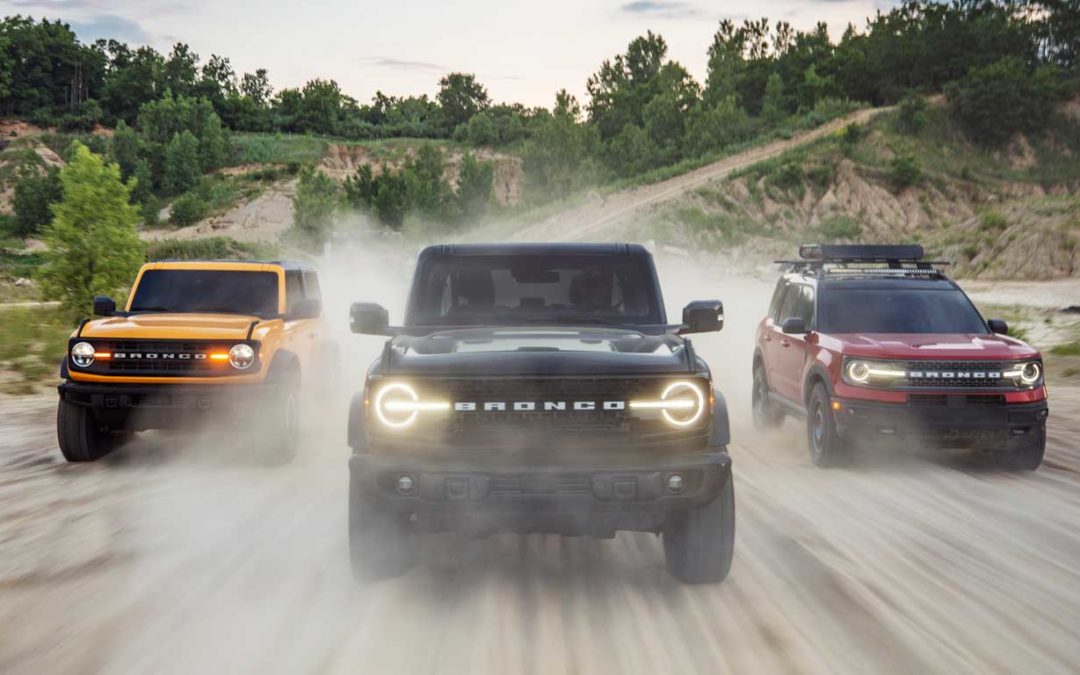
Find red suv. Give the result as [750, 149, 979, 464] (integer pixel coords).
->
[752, 244, 1049, 469]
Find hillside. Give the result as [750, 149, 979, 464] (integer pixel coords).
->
[623, 99, 1080, 279]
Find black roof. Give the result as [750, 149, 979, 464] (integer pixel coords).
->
[419, 243, 649, 257]
[151, 259, 314, 271]
[778, 243, 949, 283]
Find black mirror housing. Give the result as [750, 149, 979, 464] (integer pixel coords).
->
[681, 300, 724, 334]
[781, 317, 808, 334]
[287, 298, 321, 320]
[350, 302, 391, 335]
[92, 295, 117, 317]
[988, 318, 1008, 335]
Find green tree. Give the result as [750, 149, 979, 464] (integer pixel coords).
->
[109, 120, 140, 180]
[895, 93, 927, 134]
[164, 130, 201, 194]
[343, 165, 376, 208]
[373, 167, 409, 228]
[163, 43, 199, 97]
[292, 168, 338, 244]
[603, 124, 660, 177]
[12, 165, 63, 237]
[169, 191, 205, 226]
[456, 153, 494, 220]
[39, 143, 143, 318]
[521, 91, 600, 200]
[404, 145, 451, 218]
[948, 57, 1061, 146]
[437, 73, 490, 130]
[129, 160, 154, 206]
[761, 73, 786, 126]
[682, 97, 753, 158]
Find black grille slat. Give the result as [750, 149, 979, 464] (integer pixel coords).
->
[900, 360, 1008, 389]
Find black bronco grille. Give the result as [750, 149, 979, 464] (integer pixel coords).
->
[900, 360, 1008, 389]
[70, 339, 259, 377]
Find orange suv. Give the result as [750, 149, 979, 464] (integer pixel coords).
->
[56, 260, 334, 463]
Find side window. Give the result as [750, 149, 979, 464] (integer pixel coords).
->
[285, 270, 303, 312]
[302, 271, 321, 303]
[776, 285, 799, 323]
[795, 285, 816, 327]
[768, 280, 787, 322]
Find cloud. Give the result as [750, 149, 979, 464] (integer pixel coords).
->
[620, 1, 701, 18]
[358, 57, 446, 73]
[66, 14, 149, 43]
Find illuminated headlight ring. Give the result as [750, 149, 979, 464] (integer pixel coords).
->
[372, 383, 451, 429]
[1004, 361, 1042, 386]
[71, 341, 95, 368]
[659, 380, 706, 428]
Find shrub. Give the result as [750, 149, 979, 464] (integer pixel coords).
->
[979, 211, 1008, 232]
[164, 131, 201, 194]
[292, 168, 339, 242]
[895, 94, 928, 134]
[169, 192, 205, 227]
[948, 57, 1062, 146]
[12, 165, 63, 237]
[889, 154, 922, 188]
[146, 237, 275, 261]
[819, 215, 863, 240]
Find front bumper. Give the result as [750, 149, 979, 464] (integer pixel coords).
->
[349, 451, 732, 536]
[58, 380, 277, 429]
[833, 396, 1048, 441]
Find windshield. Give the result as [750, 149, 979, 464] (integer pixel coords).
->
[407, 254, 662, 327]
[129, 270, 280, 316]
[819, 288, 989, 334]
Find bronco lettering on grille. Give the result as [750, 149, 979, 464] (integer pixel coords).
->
[454, 400, 628, 412]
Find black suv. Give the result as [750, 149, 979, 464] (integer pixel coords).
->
[347, 243, 735, 582]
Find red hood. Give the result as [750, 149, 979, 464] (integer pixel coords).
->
[833, 333, 1040, 360]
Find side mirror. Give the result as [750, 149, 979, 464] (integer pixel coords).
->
[781, 317, 808, 334]
[681, 300, 724, 334]
[350, 302, 391, 335]
[93, 295, 116, 317]
[287, 298, 321, 320]
[987, 318, 1008, 335]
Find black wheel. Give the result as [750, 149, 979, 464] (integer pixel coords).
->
[263, 387, 299, 464]
[663, 476, 735, 583]
[348, 478, 417, 581]
[992, 425, 1045, 471]
[807, 384, 850, 467]
[57, 400, 116, 463]
[752, 364, 784, 429]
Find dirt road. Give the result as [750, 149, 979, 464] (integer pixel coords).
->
[506, 108, 888, 244]
[2, 258, 1078, 675]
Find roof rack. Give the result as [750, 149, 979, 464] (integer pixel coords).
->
[775, 244, 950, 279]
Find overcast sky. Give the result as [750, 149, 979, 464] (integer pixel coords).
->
[2, 0, 899, 107]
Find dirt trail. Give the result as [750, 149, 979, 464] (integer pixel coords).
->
[1, 254, 1079, 674]
[507, 108, 888, 244]
[141, 179, 297, 244]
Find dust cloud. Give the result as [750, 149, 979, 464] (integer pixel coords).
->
[2, 228, 1080, 674]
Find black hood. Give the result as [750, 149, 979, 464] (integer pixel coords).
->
[379, 327, 692, 377]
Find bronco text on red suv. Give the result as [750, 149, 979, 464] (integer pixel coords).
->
[346, 243, 735, 583]
[752, 244, 1049, 470]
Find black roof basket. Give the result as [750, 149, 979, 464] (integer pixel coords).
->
[776, 244, 949, 277]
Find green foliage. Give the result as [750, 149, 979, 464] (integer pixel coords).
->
[169, 191, 205, 226]
[520, 94, 601, 201]
[895, 94, 928, 134]
[0, 306, 71, 394]
[372, 169, 409, 229]
[889, 154, 922, 188]
[456, 153, 494, 220]
[819, 215, 863, 240]
[109, 120, 140, 180]
[948, 57, 1062, 146]
[604, 124, 660, 177]
[438, 73, 490, 130]
[761, 73, 786, 126]
[1050, 340, 1080, 356]
[979, 210, 1008, 232]
[164, 130, 201, 194]
[141, 195, 161, 228]
[12, 164, 62, 236]
[292, 168, 339, 243]
[145, 236, 276, 261]
[682, 97, 752, 158]
[38, 143, 143, 319]
[232, 133, 328, 164]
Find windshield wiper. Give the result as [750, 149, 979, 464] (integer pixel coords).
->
[128, 305, 174, 313]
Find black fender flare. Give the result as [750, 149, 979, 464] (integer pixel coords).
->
[266, 349, 301, 388]
[59, 357, 69, 380]
[347, 391, 367, 451]
[802, 363, 834, 405]
[708, 388, 731, 448]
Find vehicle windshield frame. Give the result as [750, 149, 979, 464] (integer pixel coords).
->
[817, 285, 991, 335]
[127, 269, 282, 318]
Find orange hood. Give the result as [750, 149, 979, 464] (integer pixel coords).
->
[78, 313, 266, 341]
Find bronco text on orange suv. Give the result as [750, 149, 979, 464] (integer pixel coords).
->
[752, 244, 1048, 469]
[346, 243, 735, 583]
[56, 260, 331, 463]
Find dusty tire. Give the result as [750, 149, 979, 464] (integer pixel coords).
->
[56, 400, 115, 463]
[807, 384, 850, 467]
[993, 425, 1045, 471]
[752, 364, 784, 429]
[348, 478, 417, 581]
[663, 477, 735, 583]
[263, 387, 299, 464]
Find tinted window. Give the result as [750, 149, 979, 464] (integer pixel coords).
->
[794, 285, 815, 326]
[130, 270, 279, 316]
[819, 288, 989, 334]
[408, 254, 662, 327]
[768, 280, 786, 321]
[285, 271, 303, 312]
[776, 285, 799, 323]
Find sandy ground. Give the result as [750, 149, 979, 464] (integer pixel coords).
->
[141, 179, 298, 244]
[2, 253, 1079, 675]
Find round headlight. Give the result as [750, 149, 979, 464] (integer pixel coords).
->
[228, 343, 256, 370]
[71, 341, 95, 368]
[374, 382, 420, 429]
[660, 381, 706, 428]
[1020, 361, 1041, 385]
[847, 360, 871, 384]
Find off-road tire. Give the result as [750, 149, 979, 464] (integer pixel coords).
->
[992, 425, 1046, 471]
[262, 386, 299, 464]
[349, 478, 417, 581]
[752, 364, 784, 429]
[57, 400, 117, 463]
[807, 383, 851, 467]
[663, 476, 735, 583]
